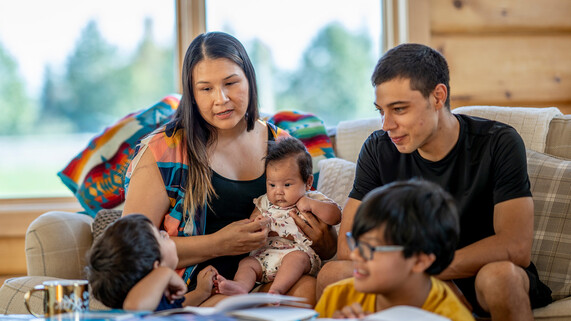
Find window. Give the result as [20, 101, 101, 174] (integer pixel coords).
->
[0, 0, 386, 199]
[0, 1, 176, 197]
[205, 0, 383, 126]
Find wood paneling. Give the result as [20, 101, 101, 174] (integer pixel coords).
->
[432, 35, 571, 108]
[0, 197, 82, 237]
[431, 0, 571, 33]
[0, 197, 83, 277]
[0, 237, 26, 275]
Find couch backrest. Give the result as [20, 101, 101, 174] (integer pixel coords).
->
[453, 106, 562, 154]
[527, 150, 571, 300]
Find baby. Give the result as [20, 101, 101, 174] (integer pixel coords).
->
[216, 137, 341, 295]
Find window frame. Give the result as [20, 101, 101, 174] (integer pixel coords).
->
[1, 0, 415, 222]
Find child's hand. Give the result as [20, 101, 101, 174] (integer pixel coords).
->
[164, 268, 188, 302]
[332, 302, 369, 319]
[196, 265, 218, 297]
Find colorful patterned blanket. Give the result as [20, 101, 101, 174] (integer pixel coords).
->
[58, 94, 180, 217]
[58, 98, 334, 217]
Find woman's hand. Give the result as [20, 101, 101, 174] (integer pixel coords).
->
[213, 217, 270, 256]
[332, 302, 369, 319]
[289, 210, 337, 260]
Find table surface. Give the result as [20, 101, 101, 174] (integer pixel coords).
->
[0, 311, 237, 321]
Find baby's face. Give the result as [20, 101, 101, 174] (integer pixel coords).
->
[150, 224, 178, 269]
[266, 156, 309, 207]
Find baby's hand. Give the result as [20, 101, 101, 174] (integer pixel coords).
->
[296, 195, 312, 214]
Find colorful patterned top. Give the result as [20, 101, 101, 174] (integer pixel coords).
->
[124, 119, 288, 284]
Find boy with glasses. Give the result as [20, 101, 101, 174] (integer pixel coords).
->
[314, 180, 474, 320]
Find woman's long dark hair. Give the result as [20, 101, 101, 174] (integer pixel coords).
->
[171, 32, 259, 227]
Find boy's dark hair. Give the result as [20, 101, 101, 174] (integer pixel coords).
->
[352, 179, 459, 275]
[265, 137, 312, 183]
[371, 43, 451, 109]
[86, 214, 161, 309]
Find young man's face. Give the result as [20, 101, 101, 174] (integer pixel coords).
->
[374, 78, 440, 154]
[350, 225, 416, 295]
[266, 156, 311, 208]
[151, 224, 178, 269]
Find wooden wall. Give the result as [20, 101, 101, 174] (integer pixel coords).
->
[414, 0, 571, 114]
[0, 197, 82, 285]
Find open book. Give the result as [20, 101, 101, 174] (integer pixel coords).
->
[320, 306, 451, 321]
[150, 293, 317, 321]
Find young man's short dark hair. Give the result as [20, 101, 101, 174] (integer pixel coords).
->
[86, 214, 161, 308]
[352, 179, 459, 275]
[265, 137, 312, 182]
[371, 43, 451, 109]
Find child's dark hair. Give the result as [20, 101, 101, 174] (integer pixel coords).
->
[352, 179, 459, 275]
[265, 137, 312, 182]
[86, 214, 161, 308]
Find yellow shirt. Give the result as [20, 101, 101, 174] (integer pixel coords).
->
[315, 277, 475, 321]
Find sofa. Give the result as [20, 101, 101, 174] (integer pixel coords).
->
[1, 106, 569, 320]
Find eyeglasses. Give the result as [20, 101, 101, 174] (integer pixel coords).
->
[346, 232, 404, 261]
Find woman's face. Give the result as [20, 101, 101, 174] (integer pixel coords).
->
[192, 58, 250, 131]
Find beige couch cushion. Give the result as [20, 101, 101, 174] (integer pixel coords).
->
[533, 296, 571, 320]
[26, 211, 93, 278]
[335, 118, 381, 163]
[453, 106, 563, 153]
[545, 115, 571, 159]
[528, 150, 571, 300]
[316, 158, 356, 210]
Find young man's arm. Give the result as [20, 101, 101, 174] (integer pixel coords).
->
[123, 266, 187, 311]
[438, 196, 533, 280]
[336, 198, 362, 259]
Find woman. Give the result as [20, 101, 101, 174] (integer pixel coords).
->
[122, 32, 336, 306]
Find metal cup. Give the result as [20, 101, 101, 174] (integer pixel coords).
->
[24, 280, 89, 317]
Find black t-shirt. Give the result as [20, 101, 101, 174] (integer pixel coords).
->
[349, 114, 531, 249]
[187, 126, 274, 291]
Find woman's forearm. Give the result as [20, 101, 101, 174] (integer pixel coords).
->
[172, 234, 221, 268]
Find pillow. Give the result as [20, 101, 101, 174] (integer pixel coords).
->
[58, 94, 180, 217]
[316, 158, 356, 211]
[92, 209, 123, 241]
[545, 115, 571, 159]
[527, 150, 571, 300]
[268, 110, 335, 188]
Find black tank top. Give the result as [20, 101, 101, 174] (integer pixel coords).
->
[187, 126, 274, 290]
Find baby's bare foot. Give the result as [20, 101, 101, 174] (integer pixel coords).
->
[217, 278, 249, 296]
[268, 289, 284, 295]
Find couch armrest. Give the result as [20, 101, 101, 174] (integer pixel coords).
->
[26, 211, 93, 279]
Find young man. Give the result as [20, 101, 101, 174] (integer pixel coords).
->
[317, 43, 552, 320]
